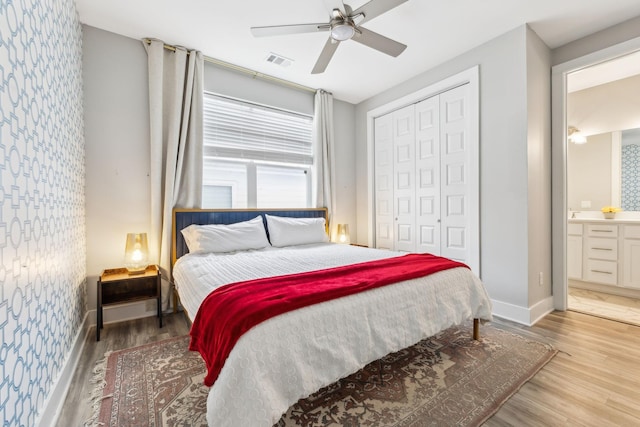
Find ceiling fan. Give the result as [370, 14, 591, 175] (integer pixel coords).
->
[250, 0, 408, 74]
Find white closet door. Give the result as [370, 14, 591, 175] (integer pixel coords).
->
[393, 105, 416, 252]
[439, 84, 472, 264]
[374, 113, 394, 250]
[415, 96, 440, 254]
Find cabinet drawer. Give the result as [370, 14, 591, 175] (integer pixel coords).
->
[567, 223, 583, 236]
[585, 259, 618, 285]
[585, 237, 618, 260]
[586, 224, 618, 237]
[624, 225, 640, 240]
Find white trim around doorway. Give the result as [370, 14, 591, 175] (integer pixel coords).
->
[551, 37, 640, 311]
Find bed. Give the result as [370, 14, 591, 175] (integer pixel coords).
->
[171, 208, 492, 427]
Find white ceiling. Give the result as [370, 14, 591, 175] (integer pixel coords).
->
[75, 0, 640, 104]
[568, 50, 640, 93]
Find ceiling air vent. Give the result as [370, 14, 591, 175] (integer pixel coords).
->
[265, 52, 293, 68]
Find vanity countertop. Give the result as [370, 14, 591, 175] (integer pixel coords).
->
[568, 217, 640, 224]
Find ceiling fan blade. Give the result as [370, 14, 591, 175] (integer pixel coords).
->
[352, 27, 406, 57]
[251, 23, 330, 37]
[312, 38, 340, 74]
[352, 0, 408, 26]
[322, 0, 347, 16]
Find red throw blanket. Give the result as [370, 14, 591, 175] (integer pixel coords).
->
[189, 253, 468, 386]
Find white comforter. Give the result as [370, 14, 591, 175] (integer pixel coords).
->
[173, 243, 492, 427]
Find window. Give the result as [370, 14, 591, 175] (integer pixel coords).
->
[202, 93, 313, 208]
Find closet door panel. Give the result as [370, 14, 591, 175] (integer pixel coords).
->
[439, 84, 472, 263]
[393, 105, 416, 252]
[415, 96, 440, 254]
[374, 113, 394, 249]
[373, 81, 476, 267]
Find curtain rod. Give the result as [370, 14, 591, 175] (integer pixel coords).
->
[143, 38, 317, 94]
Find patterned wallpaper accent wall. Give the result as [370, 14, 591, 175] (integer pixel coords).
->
[621, 143, 640, 211]
[0, 0, 85, 425]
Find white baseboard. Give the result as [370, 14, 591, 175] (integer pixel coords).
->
[37, 312, 91, 427]
[491, 296, 554, 326]
[529, 296, 555, 325]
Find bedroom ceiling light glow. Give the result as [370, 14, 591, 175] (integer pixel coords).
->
[331, 21, 356, 41]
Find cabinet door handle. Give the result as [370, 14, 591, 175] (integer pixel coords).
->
[590, 269, 613, 274]
[592, 248, 612, 251]
[592, 230, 613, 233]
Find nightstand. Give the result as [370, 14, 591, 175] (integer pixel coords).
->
[97, 265, 162, 341]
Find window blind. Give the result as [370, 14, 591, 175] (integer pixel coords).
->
[203, 93, 313, 165]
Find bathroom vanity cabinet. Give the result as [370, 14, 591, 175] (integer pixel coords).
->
[567, 223, 584, 280]
[568, 219, 640, 290]
[623, 225, 640, 287]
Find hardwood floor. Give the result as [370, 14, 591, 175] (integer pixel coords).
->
[55, 313, 191, 427]
[486, 312, 640, 426]
[57, 311, 640, 426]
[568, 287, 640, 326]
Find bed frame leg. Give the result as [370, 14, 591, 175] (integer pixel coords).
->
[473, 318, 479, 340]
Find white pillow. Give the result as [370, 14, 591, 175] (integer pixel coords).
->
[265, 215, 329, 247]
[181, 216, 270, 254]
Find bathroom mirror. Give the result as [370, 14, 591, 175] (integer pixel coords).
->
[567, 127, 640, 211]
[567, 60, 640, 213]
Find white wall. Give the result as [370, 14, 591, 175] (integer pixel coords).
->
[525, 26, 553, 317]
[567, 132, 613, 211]
[332, 100, 357, 239]
[568, 74, 640, 137]
[355, 25, 553, 324]
[83, 26, 153, 322]
[552, 15, 640, 66]
[83, 27, 357, 323]
[203, 62, 314, 115]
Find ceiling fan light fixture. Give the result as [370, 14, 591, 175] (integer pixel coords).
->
[331, 21, 355, 41]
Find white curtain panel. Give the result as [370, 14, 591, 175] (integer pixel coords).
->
[313, 90, 336, 236]
[145, 39, 203, 307]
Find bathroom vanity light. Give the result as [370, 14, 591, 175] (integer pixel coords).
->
[568, 126, 587, 144]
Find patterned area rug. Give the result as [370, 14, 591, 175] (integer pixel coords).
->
[88, 336, 208, 427]
[88, 324, 556, 426]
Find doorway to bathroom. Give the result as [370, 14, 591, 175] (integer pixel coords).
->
[562, 50, 640, 326]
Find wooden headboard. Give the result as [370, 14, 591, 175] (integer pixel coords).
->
[172, 208, 329, 265]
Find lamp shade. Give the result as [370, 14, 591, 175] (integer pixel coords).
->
[336, 224, 350, 244]
[124, 233, 149, 273]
